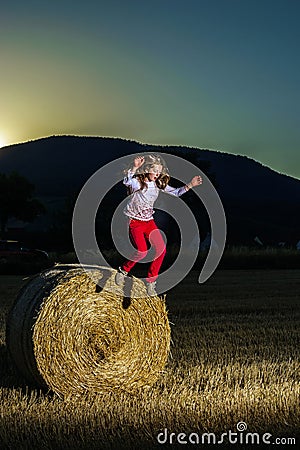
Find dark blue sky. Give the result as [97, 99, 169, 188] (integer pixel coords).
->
[1, 0, 299, 178]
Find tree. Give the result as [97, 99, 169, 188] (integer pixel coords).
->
[0, 172, 45, 235]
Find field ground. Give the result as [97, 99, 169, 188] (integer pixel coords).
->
[0, 269, 299, 449]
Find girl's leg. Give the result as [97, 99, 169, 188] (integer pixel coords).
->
[122, 221, 148, 273]
[145, 220, 166, 282]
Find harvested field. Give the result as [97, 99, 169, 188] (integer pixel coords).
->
[0, 269, 299, 448]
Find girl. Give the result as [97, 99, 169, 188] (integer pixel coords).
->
[115, 154, 202, 296]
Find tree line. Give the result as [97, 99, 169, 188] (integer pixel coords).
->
[0, 172, 44, 236]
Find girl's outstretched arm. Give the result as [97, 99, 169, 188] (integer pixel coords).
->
[123, 156, 144, 191]
[164, 175, 203, 196]
[163, 184, 187, 197]
[184, 175, 203, 191]
[131, 156, 145, 172]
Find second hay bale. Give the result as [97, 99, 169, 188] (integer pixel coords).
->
[7, 265, 171, 397]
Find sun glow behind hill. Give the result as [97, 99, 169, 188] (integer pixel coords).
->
[0, 135, 7, 148]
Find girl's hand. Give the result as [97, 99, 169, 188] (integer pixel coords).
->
[189, 175, 203, 188]
[133, 156, 145, 170]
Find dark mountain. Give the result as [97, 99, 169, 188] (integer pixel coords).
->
[0, 135, 299, 246]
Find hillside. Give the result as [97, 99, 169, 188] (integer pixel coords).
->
[0, 135, 299, 246]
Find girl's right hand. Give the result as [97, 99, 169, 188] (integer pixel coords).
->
[133, 156, 145, 169]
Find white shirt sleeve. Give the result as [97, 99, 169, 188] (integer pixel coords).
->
[163, 184, 187, 197]
[123, 170, 140, 192]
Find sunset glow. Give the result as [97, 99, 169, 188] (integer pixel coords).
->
[1, 1, 300, 178]
[0, 135, 6, 148]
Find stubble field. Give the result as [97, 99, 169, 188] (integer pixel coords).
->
[0, 269, 299, 449]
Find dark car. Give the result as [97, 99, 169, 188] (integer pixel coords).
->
[0, 240, 49, 263]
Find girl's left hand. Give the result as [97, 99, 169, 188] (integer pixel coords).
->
[190, 175, 203, 187]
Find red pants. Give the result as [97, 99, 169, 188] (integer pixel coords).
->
[122, 219, 166, 282]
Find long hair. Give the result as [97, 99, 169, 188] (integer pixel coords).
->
[126, 154, 170, 194]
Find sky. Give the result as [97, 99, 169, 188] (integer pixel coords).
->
[1, 0, 299, 178]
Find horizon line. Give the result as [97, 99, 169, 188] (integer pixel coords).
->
[1, 133, 299, 181]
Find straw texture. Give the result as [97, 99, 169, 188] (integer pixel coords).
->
[6, 265, 170, 397]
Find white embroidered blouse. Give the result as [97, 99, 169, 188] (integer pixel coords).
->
[123, 170, 187, 221]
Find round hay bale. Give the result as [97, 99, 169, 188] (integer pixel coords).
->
[6, 264, 170, 397]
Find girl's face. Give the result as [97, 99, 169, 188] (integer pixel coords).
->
[147, 164, 163, 182]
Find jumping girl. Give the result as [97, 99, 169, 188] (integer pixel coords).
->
[115, 154, 202, 296]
